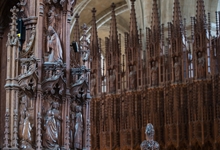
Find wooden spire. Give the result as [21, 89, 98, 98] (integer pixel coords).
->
[90, 8, 100, 63]
[109, 3, 119, 58]
[173, 0, 182, 27]
[151, 0, 160, 29]
[73, 13, 80, 44]
[129, 0, 139, 48]
[196, 0, 206, 22]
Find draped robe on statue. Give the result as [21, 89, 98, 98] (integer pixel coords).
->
[74, 108, 83, 149]
[43, 110, 59, 149]
[47, 26, 63, 62]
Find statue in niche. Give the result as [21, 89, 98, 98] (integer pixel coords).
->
[19, 95, 27, 138]
[151, 61, 158, 86]
[74, 105, 83, 150]
[90, 71, 96, 96]
[129, 65, 136, 90]
[46, 7, 63, 63]
[174, 57, 180, 82]
[109, 69, 116, 93]
[140, 123, 159, 150]
[20, 110, 34, 149]
[197, 51, 205, 79]
[51, 101, 62, 145]
[18, 95, 34, 149]
[43, 109, 60, 149]
[70, 103, 76, 148]
[47, 25, 63, 63]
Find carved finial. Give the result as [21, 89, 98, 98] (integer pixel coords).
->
[7, 6, 19, 46]
[128, 0, 139, 48]
[36, 112, 42, 150]
[196, 0, 206, 23]
[109, 2, 119, 68]
[3, 109, 10, 149]
[90, 8, 100, 71]
[173, 0, 182, 27]
[151, 0, 160, 29]
[111, 3, 116, 10]
[12, 110, 18, 148]
[81, 23, 90, 66]
[73, 13, 80, 44]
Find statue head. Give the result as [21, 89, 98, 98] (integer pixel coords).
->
[174, 56, 178, 62]
[48, 26, 56, 36]
[145, 123, 155, 141]
[198, 51, 202, 57]
[76, 105, 82, 112]
[51, 101, 59, 109]
[151, 61, 155, 67]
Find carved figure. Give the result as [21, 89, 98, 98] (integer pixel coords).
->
[19, 96, 27, 139]
[43, 109, 60, 149]
[109, 69, 116, 93]
[47, 26, 63, 63]
[70, 104, 76, 148]
[74, 106, 83, 149]
[51, 101, 62, 145]
[174, 57, 180, 82]
[197, 51, 205, 79]
[90, 72, 96, 96]
[20, 111, 33, 149]
[151, 61, 158, 86]
[140, 123, 159, 150]
[129, 65, 136, 90]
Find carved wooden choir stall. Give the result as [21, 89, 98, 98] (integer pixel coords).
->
[88, 0, 220, 150]
[3, 0, 220, 149]
[3, 0, 91, 150]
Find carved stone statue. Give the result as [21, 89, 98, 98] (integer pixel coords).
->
[140, 123, 159, 150]
[90, 72, 96, 96]
[70, 103, 76, 148]
[51, 102, 62, 145]
[151, 61, 158, 86]
[109, 69, 116, 93]
[129, 65, 136, 90]
[20, 110, 33, 149]
[43, 109, 60, 149]
[174, 57, 180, 82]
[74, 105, 83, 150]
[197, 51, 205, 79]
[47, 25, 63, 63]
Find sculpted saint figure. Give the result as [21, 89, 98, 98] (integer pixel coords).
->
[20, 110, 34, 149]
[174, 57, 180, 82]
[129, 65, 136, 90]
[140, 123, 159, 150]
[43, 109, 60, 149]
[197, 51, 205, 79]
[51, 102, 62, 145]
[70, 104, 75, 149]
[74, 106, 83, 150]
[47, 25, 63, 63]
[109, 69, 116, 93]
[151, 61, 158, 86]
[90, 72, 96, 96]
